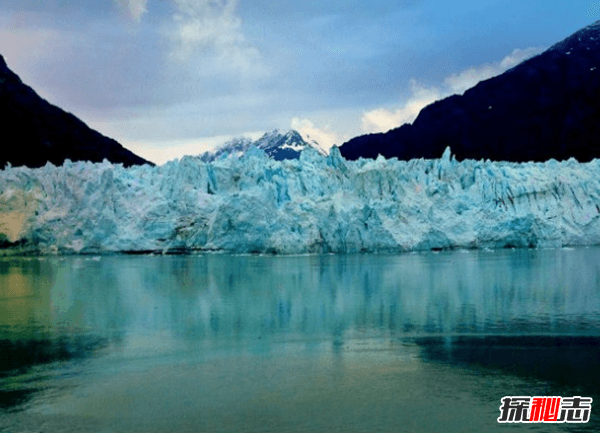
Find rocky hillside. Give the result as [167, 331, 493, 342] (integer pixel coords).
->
[0, 55, 151, 168]
[340, 21, 600, 163]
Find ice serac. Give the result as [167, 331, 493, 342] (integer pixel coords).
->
[340, 20, 600, 162]
[0, 54, 152, 168]
[199, 130, 327, 162]
[2, 148, 600, 255]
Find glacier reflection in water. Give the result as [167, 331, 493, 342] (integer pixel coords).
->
[0, 248, 599, 432]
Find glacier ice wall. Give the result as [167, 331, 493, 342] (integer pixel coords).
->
[2, 147, 600, 254]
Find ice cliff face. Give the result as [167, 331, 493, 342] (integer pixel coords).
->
[1, 147, 600, 255]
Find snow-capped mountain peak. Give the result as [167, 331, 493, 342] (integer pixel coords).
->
[199, 129, 326, 162]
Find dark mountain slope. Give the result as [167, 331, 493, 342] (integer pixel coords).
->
[340, 21, 600, 162]
[0, 55, 151, 168]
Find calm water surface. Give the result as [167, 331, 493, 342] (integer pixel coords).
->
[1, 248, 599, 432]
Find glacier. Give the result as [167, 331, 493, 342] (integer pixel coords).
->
[2, 146, 600, 255]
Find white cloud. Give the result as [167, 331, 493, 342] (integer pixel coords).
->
[291, 118, 348, 152]
[168, 0, 264, 76]
[113, 0, 264, 76]
[361, 47, 544, 134]
[444, 47, 544, 94]
[115, 0, 149, 22]
[361, 80, 442, 134]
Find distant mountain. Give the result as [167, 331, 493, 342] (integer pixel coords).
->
[0, 55, 151, 169]
[340, 20, 600, 163]
[199, 130, 327, 162]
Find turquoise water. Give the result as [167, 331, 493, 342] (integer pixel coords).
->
[1, 249, 599, 432]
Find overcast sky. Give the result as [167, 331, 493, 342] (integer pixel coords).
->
[1, 1, 598, 164]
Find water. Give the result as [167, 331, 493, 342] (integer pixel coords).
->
[0, 248, 599, 432]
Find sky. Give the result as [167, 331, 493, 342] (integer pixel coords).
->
[0, 1, 598, 164]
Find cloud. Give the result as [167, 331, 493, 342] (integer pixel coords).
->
[361, 47, 544, 134]
[291, 118, 348, 151]
[361, 80, 442, 134]
[114, 0, 148, 22]
[113, 0, 264, 76]
[443, 47, 544, 94]
[168, 0, 264, 76]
